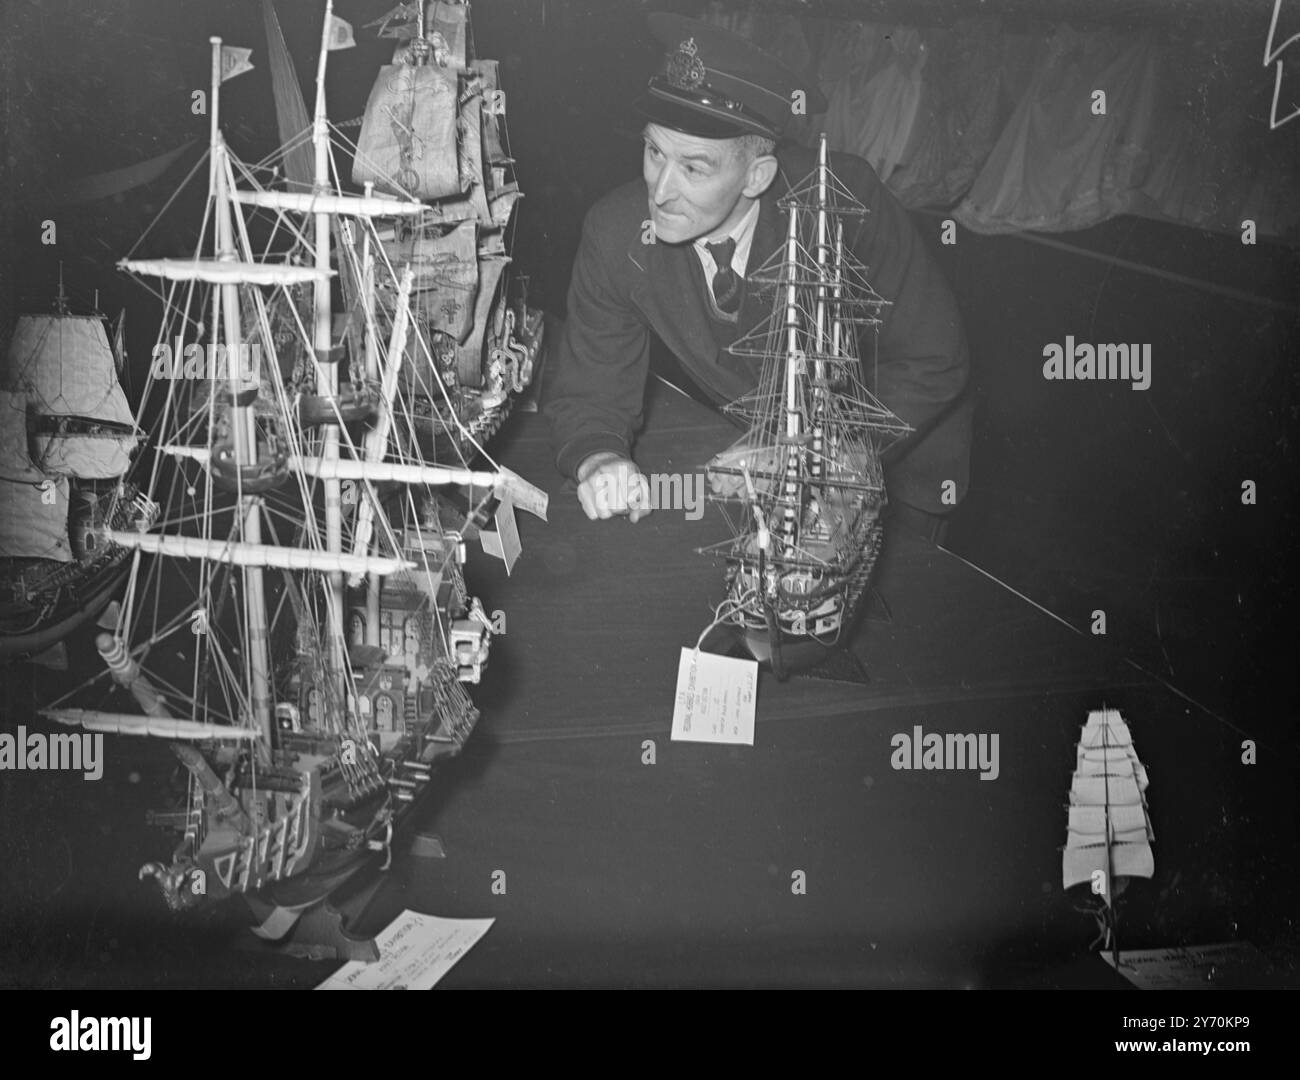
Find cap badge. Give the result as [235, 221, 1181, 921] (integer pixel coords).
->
[666, 37, 706, 91]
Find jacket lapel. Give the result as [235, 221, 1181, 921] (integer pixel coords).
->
[634, 226, 721, 374]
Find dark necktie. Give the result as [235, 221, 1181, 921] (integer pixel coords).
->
[704, 237, 742, 315]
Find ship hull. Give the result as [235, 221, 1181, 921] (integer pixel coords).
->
[0, 551, 131, 660]
[730, 518, 884, 676]
[262, 794, 392, 910]
[147, 750, 395, 913]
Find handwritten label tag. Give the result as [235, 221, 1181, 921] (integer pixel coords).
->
[1102, 942, 1267, 990]
[670, 647, 758, 745]
[495, 466, 548, 520]
[316, 910, 494, 990]
[479, 492, 521, 574]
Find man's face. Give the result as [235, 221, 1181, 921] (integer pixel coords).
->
[643, 123, 754, 245]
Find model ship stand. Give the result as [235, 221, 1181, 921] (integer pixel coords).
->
[699, 134, 911, 684]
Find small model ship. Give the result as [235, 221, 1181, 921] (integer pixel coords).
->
[1062, 707, 1155, 958]
[700, 135, 911, 678]
[0, 277, 149, 666]
[41, 0, 542, 950]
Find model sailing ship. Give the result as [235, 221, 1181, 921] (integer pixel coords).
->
[700, 135, 911, 679]
[40, 0, 543, 942]
[350, 0, 543, 458]
[1063, 707, 1155, 962]
[0, 278, 149, 665]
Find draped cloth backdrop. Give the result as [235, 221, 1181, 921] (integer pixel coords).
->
[704, 4, 1300, 240]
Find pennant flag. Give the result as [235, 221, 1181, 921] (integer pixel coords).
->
[326, 15, 356, 50]
[220, 45, 254, 83]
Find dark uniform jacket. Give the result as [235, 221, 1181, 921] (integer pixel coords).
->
[543, 143, 972, 514]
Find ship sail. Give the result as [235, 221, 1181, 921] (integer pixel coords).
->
[3, 315, 134, 426]
[1062, 707, 1155, 891]
[0, 474, 72, 563]
[0, 389, 43, 483]
[2, 313, 137, 479]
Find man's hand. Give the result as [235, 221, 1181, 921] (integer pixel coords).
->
[576, 451, 652, 522]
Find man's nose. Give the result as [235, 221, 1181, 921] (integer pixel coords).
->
[651, 163, 679, 206]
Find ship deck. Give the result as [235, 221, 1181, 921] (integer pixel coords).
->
[0, 382, 1294, 988]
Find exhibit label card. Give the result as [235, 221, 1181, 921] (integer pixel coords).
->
[496, 466, 549, 520]
[479, 492, 521, 574]
[670, 647, 758, 745]
[316, 910, 494, 990]
[1102, 941, 1267, 990]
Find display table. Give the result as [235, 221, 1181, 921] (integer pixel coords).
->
[1, 383, 1287, 989]
[342, 385, 1236, 988]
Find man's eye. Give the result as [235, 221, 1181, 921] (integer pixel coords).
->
[646, 144, 662, 160]
[684, 165, 702, 177]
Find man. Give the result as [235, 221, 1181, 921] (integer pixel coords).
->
[544, 14, 971, 542]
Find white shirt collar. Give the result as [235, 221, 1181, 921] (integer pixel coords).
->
[693, 198, 761, 280]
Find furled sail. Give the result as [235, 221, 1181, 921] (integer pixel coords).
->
[117, 258, 331, 286]
[33, 432, 135, 480]
[159, 443, 498, 488]
[105, 531, 416, 577]
[44, 709, 264, 740]
[232, 190, 425, 217]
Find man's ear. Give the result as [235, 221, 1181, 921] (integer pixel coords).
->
[742, 154, 778, 199]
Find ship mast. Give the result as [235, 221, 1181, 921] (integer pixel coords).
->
[811, 136, 830, 487]
[361, 182, 382, 650]
[312, 0, 349, 715]
[780, 176, 802, 555]
[210, 36, 275, 745]
[827, 216, 845, 471]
